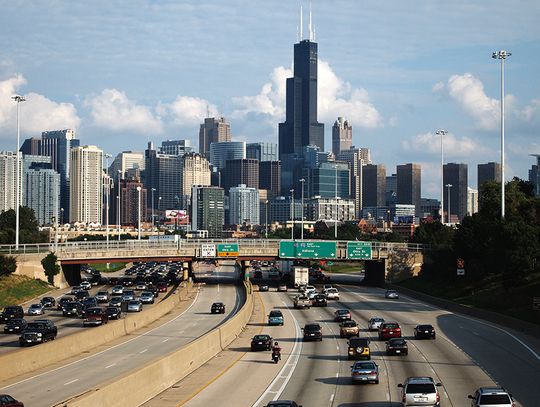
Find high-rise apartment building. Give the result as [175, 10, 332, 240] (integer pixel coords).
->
[332, 117, 352, 156]
[119, 176, 147, 226]
[199, 117, 231, 157]
[160, 139, 193, 156]
[144, 142, 183, 210]
[269, 196, 302, 223]
[209, 141, 246, 171]
[69, 145, 103, 224]
[529, 155, 540, 196]
[467, 187, 478, 216]
[246, 142, 278, 162]
[181, 153, 211, 208]
[305, 197, 356, 222]
[477, 162, 501, 190]
[109, 151, 145, 179]
[362, 164, 386, 207]
[191, 185, 225, 238]
[222, 158, 259, 193]
[396, 163, 422, 217]
[259, 161, 281, 198]
[444, 163, 468, 222]
[337, 147, 371, 218]
[303, 162, 349, 200]
[229, 184, 260, 225]
[0, 152, 21, 213]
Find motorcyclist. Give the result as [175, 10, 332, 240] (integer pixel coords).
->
[272, 341, 281, 360]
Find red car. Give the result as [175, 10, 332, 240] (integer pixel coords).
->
[378, 322, 401, 340]
[156, 282, 168, 293]
[0, 394, 24, 406]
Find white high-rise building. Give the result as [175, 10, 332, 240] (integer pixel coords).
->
[181, 153, 211, 199]
[70, 145, 103, 224]
[229, 184, 260, 225]
[467, 187, 478, 216]
[0, 152, 22, 213]
[109, 151, 145, 178]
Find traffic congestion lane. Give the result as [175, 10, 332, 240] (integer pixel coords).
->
[0, 283, 242, 407]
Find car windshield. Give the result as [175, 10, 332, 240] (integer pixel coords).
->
[269, 311, 282, 317]
[30, 304, 40, 308]
[371, 317, 383, 322]
[479, 394, 511, 404]
[305, 324, 320, 331]
[337, 310, 349, 315]
[418, 325, 433, 330]
[406, 384, 435, 394]
[384, 323, 399, 329]
[343, 321, 356, 327]
[389, 338, 405, 345]
[354, 362, 375, 369]
[253, 335, 269, 341]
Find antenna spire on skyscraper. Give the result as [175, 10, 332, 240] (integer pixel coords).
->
[299, 6, 303, 41]
[309, 2, 313, 41]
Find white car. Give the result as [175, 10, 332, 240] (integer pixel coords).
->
[307, 290, 319, 300]
[111, 285, 124, 295]
[80, 281, 92, 290]
[324, 288, 339, 300]
[323, 284, 333, 291]
[385, 289, 399, 299]
[368, 316, 385, 331]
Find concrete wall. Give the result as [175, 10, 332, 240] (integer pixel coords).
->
[66, 282, 254, 407]
[14, 253, 68, 288]
[0, 282, 193, 383]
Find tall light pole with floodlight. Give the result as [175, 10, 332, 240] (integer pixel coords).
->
[136, 186, 142, 240]
[299, 178, 305, 240]
[117, 170, 122, 241]
[265, 199, 269, 239]
[12, 95, 25, 250]
[492, 50, 511, 219]
[436, 129, 448, 223]
[334, 165, 338, 239]
[151, 188, 156, 233]
[445, 184, 453, 224]
[290, 189, 294, 240]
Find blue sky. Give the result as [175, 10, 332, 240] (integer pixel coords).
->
[1, 0, 539, 198]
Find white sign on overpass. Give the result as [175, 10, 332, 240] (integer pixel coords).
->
[201, 244, 216, 257]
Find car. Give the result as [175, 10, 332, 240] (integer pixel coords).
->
[368, 317, 385, 331]
[259, 284, 269, 292]
[307, 290, 319, 300]
[414, 324, 436, 339]
[0, 306, 24, 323]
[27, 304, 44, 316]
[323, 287, 339, 300]
[340, 320, 360, 338]
[109, 296, 123, 307]
[312, 294, 327, 307]
[386, 338, 408, 355]
[95, 291, 110, 303]
[106, 306, 123, 320]
[127, 300, 143, 312]
[293, 295, 312, 309]
[74, 290, 89, 300]
[268, 310, 284, 326]
[135, 281, 148, 291]
[40, 297, 56, 308]
[385, 289, 399, 299]
[57, 296, 75, 310]
[211, 302, 225, 314]
[81, 297, 98, 309]
[19, 319, 57, 346]
[347, 337, 371, 360]
[122, 290, 136, 301]
[265, 401, 302, 407]
[398, 376, 442, 407]
[3, 318, 28, 334]
[69, 286, 82, 295]
[350, 360, 379, 384]
[156, 282, 168, 292]
[322, 284, 333, 291]
[468, 387, 515, 407]
[250, 334, 273, 351]
[302, 323, 322, 341]
[80, 281, 92, 290]
[378, 322, 402, 340]
[121, 277, 134, 287]
[334, 309, 352, 322]
[302, 285, 316, 294]
[83, 307, 109, 327]
[0, 394, 24, 407]
[139, 291, 155, 304]
[62, 301, 84, 317]
[277, 284, 288, 292]
[111, 285, 124, 295]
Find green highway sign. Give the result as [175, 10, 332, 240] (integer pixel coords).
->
[346, 241, 372, 260]
[279, 241, 336, 259]
[217, 243, 239, 257]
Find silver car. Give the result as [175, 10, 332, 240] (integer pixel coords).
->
[111, 285, 124, 295]
[95, 291, 110, 303]
[127, 300, 143, 312]
[139, 291, 155, 304]
[351, 361, 379, 384]
[468, 387, 515, 407]
[27, 303, 44, 315]
[398, 376, 442, 406]
[368, 316, 385, 331]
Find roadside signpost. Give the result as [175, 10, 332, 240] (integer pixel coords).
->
[216, 243, 239, 257]
[346, 241, 372, 260]
[201, 244, 216, 257]
[279, 241, 336, 259]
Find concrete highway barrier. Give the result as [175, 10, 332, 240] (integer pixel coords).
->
[0, 282, 193, 383]
[64, 282, 253, 407]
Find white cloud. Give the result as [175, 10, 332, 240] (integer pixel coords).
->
[401, 131, 487, 157]
[85, 88, 163, 134]
[232, 60, 383, 129]
[0, 74, 80, 137]
[158, 96, 218, 127]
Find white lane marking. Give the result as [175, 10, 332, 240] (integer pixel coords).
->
[386, 393, 390, 400]
[105, 363, 116, 369]
[64, 379, 78, 386]
[162, 338, 169, 343]
[1, 286, 200, 391]
[330, 393, 335, 402]
[139, 348, 148, 354]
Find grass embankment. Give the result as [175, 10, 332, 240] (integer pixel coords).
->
[91, 262, 128, 273]
[321, 262, 364, 274]
[397, 272, 540, 326]
[0, 275, 52, 308]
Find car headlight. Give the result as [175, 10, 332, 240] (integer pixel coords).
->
[37, 333, 42, 337]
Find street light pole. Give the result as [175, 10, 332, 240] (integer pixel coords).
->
[290, 189, 294, 240]
[436, 129, 448, 223]
[445, 184, 452, 224]
[12, 95, 25, 250]
[137, 186, 142, 240]
[300, 179, 305, 240]
[117, 170, 122, 241]
[151, 188, 156, 233]
[265, 199, 268, 239]
[334, 165, 338, 239]
[104, 153, 112, 246]
[492, 50, 511, 219]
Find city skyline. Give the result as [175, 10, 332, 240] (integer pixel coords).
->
[0, 1, 539, 198]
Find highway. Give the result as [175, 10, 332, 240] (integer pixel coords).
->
[0, 262, 243, 407]
[180, 281, 539, 407]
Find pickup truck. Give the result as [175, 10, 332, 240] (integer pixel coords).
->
[293, 295, 312, 309]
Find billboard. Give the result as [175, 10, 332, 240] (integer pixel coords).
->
[165, 209, 188, 219]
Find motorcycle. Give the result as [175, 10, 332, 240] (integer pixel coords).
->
[272, 351, 280, 364]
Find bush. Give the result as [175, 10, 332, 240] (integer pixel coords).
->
[41, 253, 60, 285]
[0, 255, 17, 276]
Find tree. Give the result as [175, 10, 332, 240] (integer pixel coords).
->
[41, 253, 60, 285]
[0, 255, 17, 276]
[0, 207, 49, 244]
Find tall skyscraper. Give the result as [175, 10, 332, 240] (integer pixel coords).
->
[444, 163, 468, 222]
[109, 151, 145, 179]
[337, 147, 371, 218]
[0, 152, 21, 214]
[362, 164, 386, 207]
[222, 158, 259, 194]
[144, 142, 183, 210]
[181, 153, 211, 207]
[385, 173, 397, 206]
[119, 175, 147, 226]
[191, 185, 225, 238]
[477, 162, 502, 190]
[229, 184, 260, 225]
[259, 161, 281, 198]
[209, 141, 246, 171]
[69, 145, 103, 224]
[396, 163, 422, 217]
[332, 117, 352, 156]
[199, 117, 231, 157]
[303, 162, 349, 200]
[529, 155, 540, 196]
[467, 187, 478, 216]
[160, 139, 193, 156]
[246, 142, 278, 162]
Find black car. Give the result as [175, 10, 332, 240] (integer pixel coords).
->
[386, 338, 408, 355]
[0, 306, 24, 323]
[303, 323, 322, 342]
[265, 402, 302, 407]
[413, 324, 436, 339]
[74, 290, 89, 300]
[19, 320, 57, 346]
[312, 294, 327, 307]
[106, 306, 123, 320]
[109, 297, 123, 307]
[250, 334, 273, 351]
[57, 296, 75, 310]
[40, 297, 56, 308]
[211, 302, 225, 314]
[62, 301, 84, 317]
[4, 318, 28, 334]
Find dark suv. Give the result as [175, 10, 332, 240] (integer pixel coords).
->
[19, 320, 57, 346]
[303, 323, 322, 342]
[0, 306, 24, 324]
[62, 301, 84, 317]
[83, 307, 109, 327]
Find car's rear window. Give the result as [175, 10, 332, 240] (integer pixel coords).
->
[269, 311, 282, 317]
[355, 362, 375, 369]
[305, 324, 320, 331]
[418, 325, 433, 330]
[254, 335, 269, 340]
[389, 338, 405, 345]
[343, 321, 356, 327]
[384, 323, 399, 329]
[406, 383, 436, 394]
[479, 394, 511, 404]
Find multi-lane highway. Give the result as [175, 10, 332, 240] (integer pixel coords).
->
[0, 262, 243, 407]
[180, 280, 539, 407]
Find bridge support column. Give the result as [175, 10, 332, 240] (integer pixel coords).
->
[182, 261, 192, 282]
[239, 260, 250, 280]
[61, 263, 82, 286]
[362, 260, 386, 287]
